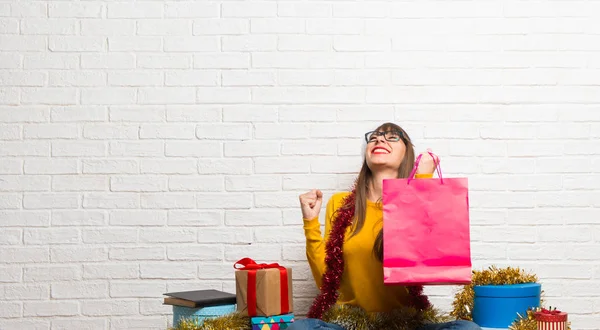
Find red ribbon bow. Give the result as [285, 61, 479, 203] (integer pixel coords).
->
[234, 258, 290, 316]
[540, 308, 562, 315]
[235, 257, 285, 271]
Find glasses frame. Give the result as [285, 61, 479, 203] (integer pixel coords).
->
[364, 130, 405, 143]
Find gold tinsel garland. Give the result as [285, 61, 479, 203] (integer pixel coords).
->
[321, 304, 453, 330]
[169, 305, 451, 330]
[169, 307, 570, 330]
[509, 309, 538, 330]
[450, 266, 570, 330]
[510, 308, 571, 330]
[450, 265, 538, 321]
[169, 312, 249, 330]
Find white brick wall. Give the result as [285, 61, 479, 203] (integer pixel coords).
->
[1, 1, 600, 329]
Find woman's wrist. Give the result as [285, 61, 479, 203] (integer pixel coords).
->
[303, 216, 320, 226]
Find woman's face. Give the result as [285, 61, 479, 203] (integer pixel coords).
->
[364, 129, 406, 172]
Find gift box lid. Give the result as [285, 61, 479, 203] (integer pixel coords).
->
[251, 313, 294, 324]
[173, 304, 236, 316]
[474, 283, 541, 298]
[534, 310, 568, 322]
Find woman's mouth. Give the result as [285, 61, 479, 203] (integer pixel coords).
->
[372, 146, 390, 155]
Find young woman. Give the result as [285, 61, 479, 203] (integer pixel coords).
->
[292, 123, 481, 330]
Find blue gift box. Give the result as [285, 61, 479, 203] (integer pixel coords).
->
[472, 283, 541, 329]
[172, 304, 236, 327]
[251, 313, 295, 330]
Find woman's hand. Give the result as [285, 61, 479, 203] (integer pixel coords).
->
[416, 149, 439, 175]
[299, 189, 323, 220]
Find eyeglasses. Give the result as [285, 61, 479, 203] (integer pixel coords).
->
[365, 130, 404, 143]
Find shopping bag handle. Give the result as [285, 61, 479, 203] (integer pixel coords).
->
[408, 150, 443, 184]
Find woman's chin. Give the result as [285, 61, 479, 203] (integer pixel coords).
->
[368, 153, 389, 161]
[367, 160, 396, 170]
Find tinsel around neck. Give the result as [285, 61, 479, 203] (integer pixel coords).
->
[306, 187, 357, 319]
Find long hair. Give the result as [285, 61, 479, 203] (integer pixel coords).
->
[348, 122, 415, 262]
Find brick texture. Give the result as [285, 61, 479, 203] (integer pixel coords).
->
[1, 1, 600, 329]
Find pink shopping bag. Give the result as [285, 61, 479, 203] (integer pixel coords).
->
[382, 151, 471, 285]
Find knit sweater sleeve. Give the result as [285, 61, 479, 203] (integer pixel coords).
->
[303, 193, 339, 289]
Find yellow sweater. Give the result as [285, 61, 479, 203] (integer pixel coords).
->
[303, 174, 432, 313]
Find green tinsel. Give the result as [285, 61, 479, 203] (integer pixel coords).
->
[322, 305, 372, 330]
[370, 307, 429, 330]
[321, 304, 451, 330]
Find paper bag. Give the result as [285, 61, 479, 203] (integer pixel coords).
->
[382, 152, 471, 285]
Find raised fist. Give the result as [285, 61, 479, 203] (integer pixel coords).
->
[299, 189, 323, 220]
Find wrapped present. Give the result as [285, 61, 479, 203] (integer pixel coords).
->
[472, 283, 541, 329]
[534, 308, 568, 330]
[251, 313, 295, 330]
[172, 304, 236, 327]
[234, 258, 293, 317]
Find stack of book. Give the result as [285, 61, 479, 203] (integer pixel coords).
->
[163, 289, 237, 327]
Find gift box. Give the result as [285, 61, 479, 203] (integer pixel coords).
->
[472, 283, 541, 329]
[534, 308, 568, 330]
[234, 258, 293, 317]
[251, 313, 295, 330]
[172, 304, 236, 327]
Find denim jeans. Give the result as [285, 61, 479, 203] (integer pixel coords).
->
[418, 320, 482, 330]
[287, 319, 345, 330]
[287, 318, 481, 330]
